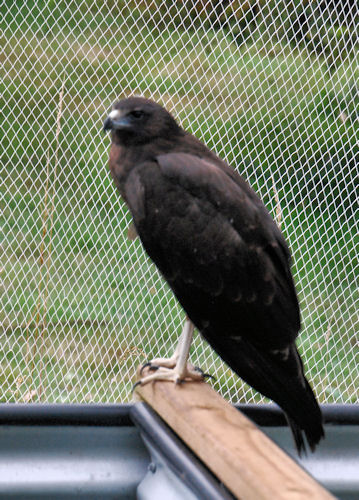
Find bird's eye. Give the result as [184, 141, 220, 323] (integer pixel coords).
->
[129, 110, 145, 119]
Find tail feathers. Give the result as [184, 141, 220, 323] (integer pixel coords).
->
[209, 336, 325, 455]
[277, 374, 324, 454]
[284, 354, 325, 455]
[291, 377, 325, 454]
[268, 373, 325, 454]
[285, 414, 306, 454]
[285, 400, 325, 455]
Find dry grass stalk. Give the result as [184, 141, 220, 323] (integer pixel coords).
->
[324, 318, 332, 399]
[271, 174, 282, 230]
[38, 81, 65, 398]
[25, 82, 65, 401]
[25, 149, 51, 363]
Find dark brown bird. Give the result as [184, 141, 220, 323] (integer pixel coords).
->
[103, 96, 324, 454]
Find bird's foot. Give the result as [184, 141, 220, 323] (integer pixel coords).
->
[140, 355, 178, 375]
[134, 363, 212, 390]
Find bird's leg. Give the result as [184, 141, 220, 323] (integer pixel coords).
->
[140, 319, 188, 373]
[173, 317, 194, 377]
[137, 318, 205, 386]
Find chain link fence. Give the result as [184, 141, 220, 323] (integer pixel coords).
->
[1, 1, 358, 404]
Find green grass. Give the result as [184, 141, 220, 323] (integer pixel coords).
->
[1, 2, 358, 403]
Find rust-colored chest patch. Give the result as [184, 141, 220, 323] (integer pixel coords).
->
[108, 143, 124, 193]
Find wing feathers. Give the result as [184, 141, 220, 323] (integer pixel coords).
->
[124, 154, 300, 344]
[208, 334, 324, 454]
[118, 143, 322, 454]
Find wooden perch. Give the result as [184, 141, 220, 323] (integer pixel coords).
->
[135, 370, 334, 500]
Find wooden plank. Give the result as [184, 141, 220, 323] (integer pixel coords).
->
[135, 371, 334, 500]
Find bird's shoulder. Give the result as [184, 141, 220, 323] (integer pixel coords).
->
[123, 151, 248, 231]
[124, 150, 287, 251]
[123, 150, 300, 332]
[124, 150, 291, 272]
[155, 152, 287, 253]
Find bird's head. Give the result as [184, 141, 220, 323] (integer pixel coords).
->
[103, 97, 180, 145]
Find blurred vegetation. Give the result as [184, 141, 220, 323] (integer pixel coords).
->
[1, 0, 358, 403]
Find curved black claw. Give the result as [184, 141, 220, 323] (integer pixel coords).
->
[140, 362, 159, 375]
[132, 380, 142, 393]
[202, 373, 216, 381]
[140, 362, 151, 375]
[194, 366, 216, 381]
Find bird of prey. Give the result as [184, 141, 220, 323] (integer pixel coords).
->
[103, 96, 324, 454]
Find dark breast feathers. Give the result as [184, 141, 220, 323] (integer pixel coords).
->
[123, 152, 300, 351]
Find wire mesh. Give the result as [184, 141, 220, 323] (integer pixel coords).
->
[1, 1, 358, 404]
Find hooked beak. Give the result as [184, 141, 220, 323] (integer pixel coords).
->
[103, 110, 131, 132]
